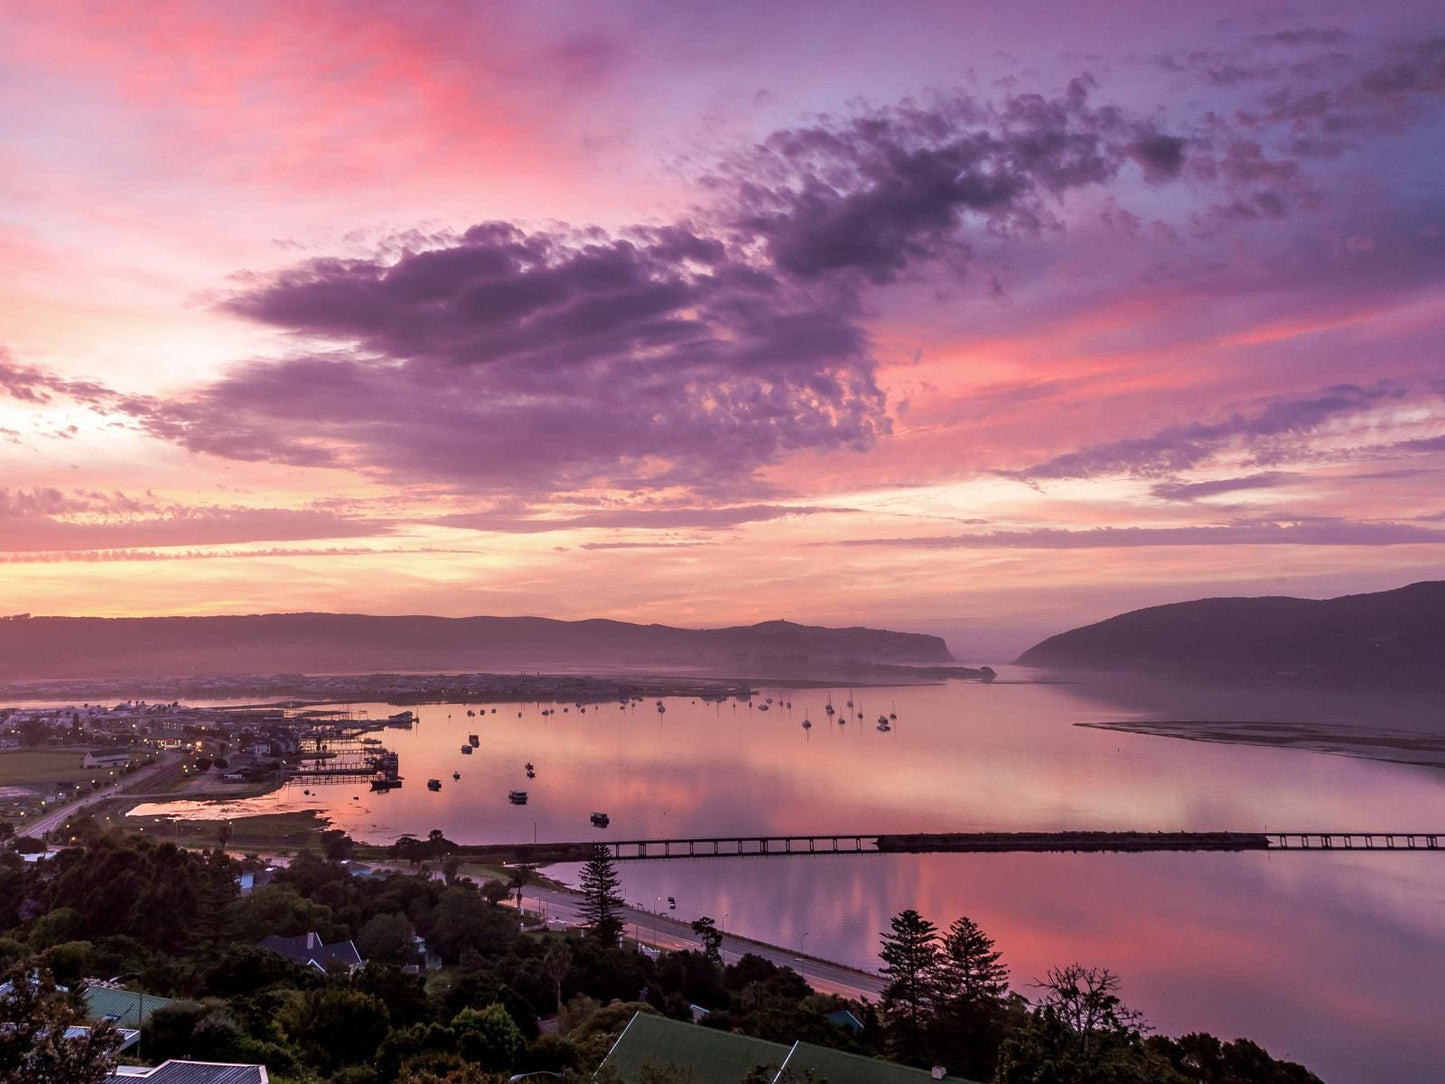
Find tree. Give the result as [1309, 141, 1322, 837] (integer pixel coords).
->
[357, 912, 416, 966]
[577, 845, 624, 943]
[691, 916, 723, 964]
[543, 938, 573, 1014]
[509, 864, 536, 913]
[939, 916, 1008, 1005]
[321, 829, 355, 862]
[1035, 964, 1140, 1058]
[451, 1004, 524, 1072]
[278, 987, 390, 1074]
[995, 964, 1171, 1084]
[931, 916, 1012, 1080]
[0, 964, 121, 1084]
[878, 909, 940, 1053]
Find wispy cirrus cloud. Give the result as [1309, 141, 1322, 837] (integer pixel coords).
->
[435, 503, 845, 533]
[1149, 472, 1300, 501]
[1004, 382, 1408, 485]
[843, 519, 1445, 549]
[0, 486, 388, 552]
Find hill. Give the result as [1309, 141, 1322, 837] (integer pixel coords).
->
[0, 612, 952, 682]
[1014, 581, 1445, 688]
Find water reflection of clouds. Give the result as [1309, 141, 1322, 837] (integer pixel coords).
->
[601, 851, 1445, 1084]
[134, 680, 1445, 1081]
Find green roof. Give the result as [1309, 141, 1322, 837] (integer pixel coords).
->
[84, 986, 174, 1029]
[595, 1013, 982, 1084]
[598, 1013, 789, 1084]
[784, 1042, 975, 1084]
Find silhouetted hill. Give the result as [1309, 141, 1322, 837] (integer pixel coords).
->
[1015, 582, 1445, 688]
[0, 612, 952, 682]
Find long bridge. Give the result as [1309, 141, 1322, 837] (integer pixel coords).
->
[451, 830, 1443, 865]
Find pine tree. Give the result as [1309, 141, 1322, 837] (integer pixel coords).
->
[932, 916, 1012, 1080]
[939, 915, 1009, 1006]
[878, 909, 940, 1053]
[577, 843, 625, 943]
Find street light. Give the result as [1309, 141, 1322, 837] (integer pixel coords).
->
[799, 932, 809, 984]
[107, 972, 147, 1058]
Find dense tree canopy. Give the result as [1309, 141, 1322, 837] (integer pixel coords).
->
[0, 827, 1321, 1084]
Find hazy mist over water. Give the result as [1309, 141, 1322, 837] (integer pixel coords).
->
[134, 674, 1445, 1082]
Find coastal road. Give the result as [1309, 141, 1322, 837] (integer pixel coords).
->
[513, 881, 884, 1001]
[23, 753, 180, 839]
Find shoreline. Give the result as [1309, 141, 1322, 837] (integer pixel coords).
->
[1078, 719, 1445, 772]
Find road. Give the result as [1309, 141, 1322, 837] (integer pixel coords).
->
[23, 754, 180, 839]
[513, 881, 884, 1001]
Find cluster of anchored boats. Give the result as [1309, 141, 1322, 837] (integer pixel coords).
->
[420, 711, 611, 830]
[804, 694, 898, 732]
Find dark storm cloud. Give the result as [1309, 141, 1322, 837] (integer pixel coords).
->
[1007, 383, 1404, 484]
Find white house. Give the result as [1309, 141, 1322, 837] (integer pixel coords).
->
[82, 751, 131, 769]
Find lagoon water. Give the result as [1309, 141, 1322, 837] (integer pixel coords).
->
[140, 675, 1445, 1083]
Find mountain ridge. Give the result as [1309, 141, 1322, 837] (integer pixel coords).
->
[0, 611, 953, 681]
[1014, 581, 1445, 688]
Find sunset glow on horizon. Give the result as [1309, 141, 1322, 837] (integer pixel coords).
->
[4, 1, 1443, 657]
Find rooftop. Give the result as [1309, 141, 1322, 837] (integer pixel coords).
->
[596, 1013, 977, 1084]
[108, 1060, 267, 1083]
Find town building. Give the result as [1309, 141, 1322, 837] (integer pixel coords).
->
[257, 931, 363, 973]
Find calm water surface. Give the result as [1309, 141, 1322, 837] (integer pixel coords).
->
[138, 676, 1445, 1083]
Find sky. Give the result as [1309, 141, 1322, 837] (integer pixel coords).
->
[2, 0, 1443, 658]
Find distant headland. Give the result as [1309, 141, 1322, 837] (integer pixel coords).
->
[1015, 580, 1445, 689]
[0, 612, 957, 685]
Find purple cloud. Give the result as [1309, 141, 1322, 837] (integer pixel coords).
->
[843, 519, 1445, 549]
[42, 83, 1190, 503]
[0, 488, 388, 552]
[1007, 383, 1406, 484]
[435, 503, 841, 533]
[721, 80, 1171, 284]
[1149, 472, 1299, 501]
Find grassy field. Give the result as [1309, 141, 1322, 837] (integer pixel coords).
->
[116, 809, 332, 852]
[0, 749, 88, 785]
